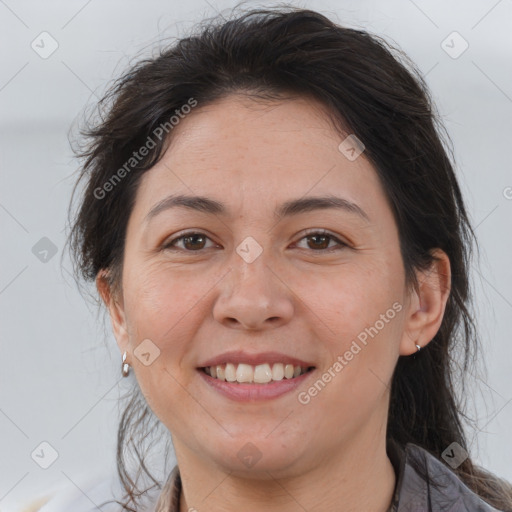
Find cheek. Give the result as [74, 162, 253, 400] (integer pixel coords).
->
[301, 260, 405, 402]
[306, 275, 404, 430]
[121, 267, 202, 423]
[124, 261, 203, 336]
[295, 259, 402, 336]
[122, 262, 222, 382]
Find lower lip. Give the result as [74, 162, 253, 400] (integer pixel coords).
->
[197, 368, 315, 402]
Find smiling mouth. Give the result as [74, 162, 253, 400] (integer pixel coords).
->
[200, 362, 315, 384]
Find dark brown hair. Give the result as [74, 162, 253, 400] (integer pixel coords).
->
[67, 4, 512, 511]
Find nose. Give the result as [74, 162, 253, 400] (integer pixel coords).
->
[212, 256, 294, 331]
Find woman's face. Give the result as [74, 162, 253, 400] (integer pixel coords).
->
[105, 94, 427, 478]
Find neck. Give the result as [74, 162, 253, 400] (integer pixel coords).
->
[174, 433, 396, 512]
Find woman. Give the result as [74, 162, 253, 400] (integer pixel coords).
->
[27, 5, 512, 511]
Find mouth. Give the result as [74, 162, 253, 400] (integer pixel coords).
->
[196, 355, 316, 401]
[200, 362, 315, 383]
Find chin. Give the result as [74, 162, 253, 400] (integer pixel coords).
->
[206, 436, 307, 479]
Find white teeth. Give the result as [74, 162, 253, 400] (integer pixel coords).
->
[253, 363, 272, 383]
[225, 363, 236, 382]
[204, 363, 311, 383]
[236, 363, 253, 383]
[271, 363, 284, 381]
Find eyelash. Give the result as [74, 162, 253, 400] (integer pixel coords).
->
[162, 229, 348, 254]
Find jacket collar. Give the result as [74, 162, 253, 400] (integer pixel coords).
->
[153, 441, 500, 512]
[387, 440, 500, 511]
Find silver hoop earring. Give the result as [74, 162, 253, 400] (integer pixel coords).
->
[122, 351, 131, 377]
[415, 344, 421, 352]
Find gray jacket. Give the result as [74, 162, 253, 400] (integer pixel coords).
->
[386, 441, 503, 512]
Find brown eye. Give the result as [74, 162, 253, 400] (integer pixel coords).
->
[163, 232, 213, 251]
[306, 234, 331, 250]
[296, 230, 348, 252]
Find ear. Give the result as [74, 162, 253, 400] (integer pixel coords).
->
[399, 249, 451, 356]
[96, 269, 129, 354]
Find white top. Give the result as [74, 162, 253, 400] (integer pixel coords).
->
[18, 474, 161, 512]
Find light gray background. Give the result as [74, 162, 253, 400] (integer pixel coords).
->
[1, 0, 511, 509]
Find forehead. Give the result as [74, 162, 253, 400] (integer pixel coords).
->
[130, 94, 387, 223]
[166, 93, 344, 161]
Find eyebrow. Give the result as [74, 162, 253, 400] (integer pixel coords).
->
[144, 194, 370, 224]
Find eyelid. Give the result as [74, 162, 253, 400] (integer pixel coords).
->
[299, 228, 347, 242]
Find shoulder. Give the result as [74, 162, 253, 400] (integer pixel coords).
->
[17, 473, 137, 512]
[402, 443, 505, 512]
[17, 495, 53, 512]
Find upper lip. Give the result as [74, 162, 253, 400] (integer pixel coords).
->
[198, 350, 315, 368]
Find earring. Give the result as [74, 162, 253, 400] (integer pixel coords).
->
[415, 343, 421, 352]
[122, 351, 130, 377]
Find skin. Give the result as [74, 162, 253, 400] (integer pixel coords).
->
[97, 94, 451, 512]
